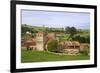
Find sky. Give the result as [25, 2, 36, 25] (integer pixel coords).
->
[21, 10, 90, 29]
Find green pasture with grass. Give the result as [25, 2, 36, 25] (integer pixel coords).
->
[21, 50, 90, 63]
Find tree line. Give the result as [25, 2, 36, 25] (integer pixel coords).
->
[21, 24, 90, 43]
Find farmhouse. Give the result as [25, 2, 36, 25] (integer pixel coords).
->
[21, 39, 36, 50]
[58, 41, 80, 55]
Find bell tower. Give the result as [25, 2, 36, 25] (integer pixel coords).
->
[36, 32, 44, 51]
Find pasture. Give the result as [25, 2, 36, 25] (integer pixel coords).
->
[21, 50, 90, 63]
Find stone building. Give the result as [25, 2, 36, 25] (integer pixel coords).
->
[21, 32, 90, 55]
[80, 43, 90, 51]
[58, 41, 80, 55]
[21, 32, 56, 51]
[21, 39, 36, 50]
[80, 43, 90, 55]
[36, 32, 44, 51]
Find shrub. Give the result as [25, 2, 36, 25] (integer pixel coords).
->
[47, 40, 58, 52]
[72, 34, 90, 43]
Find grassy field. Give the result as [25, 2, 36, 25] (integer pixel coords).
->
[21, 50, 90, 63]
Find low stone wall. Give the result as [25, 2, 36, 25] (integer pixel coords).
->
[61, 49, 79, 55]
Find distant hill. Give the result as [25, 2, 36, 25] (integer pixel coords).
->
[21, 24, 64, 33]
[21, 24, 89, 34]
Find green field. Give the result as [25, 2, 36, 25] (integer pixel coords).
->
[21, 50, 90, 63]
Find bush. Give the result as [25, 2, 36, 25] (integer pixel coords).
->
[72, 34, 90, 43]
[47, 40, 58, 52]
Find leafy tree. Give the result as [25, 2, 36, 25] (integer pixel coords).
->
[47, 40, 58, 52]
[65, 26, 77, 38]
[72, 34, 80, 41]
[21, 25, 33, 34]
[65, 26, 70, 33]
[85, 34, 90, 43]
[72, 34, 90, 43]
[71, 27, 77, 36]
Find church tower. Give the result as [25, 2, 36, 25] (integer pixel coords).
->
[36, 32, 44, 51]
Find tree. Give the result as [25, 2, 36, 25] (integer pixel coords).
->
[65, 26, 77, 38]
[47, 40, 58, 52]
[72, 34, 80, 41]
[70, 27, 77, 36]
[21, 25, 33, 34]
[72, 34, 90, 43]
[65, 26, 70, 34]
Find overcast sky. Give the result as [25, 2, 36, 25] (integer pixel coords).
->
[21, 10, 90, 29]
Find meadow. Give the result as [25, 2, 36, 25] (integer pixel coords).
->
[21, 24, 90, 63]
[21, 50, 90, 63]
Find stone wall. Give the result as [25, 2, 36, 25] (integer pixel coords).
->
[62, 49, 79, 55]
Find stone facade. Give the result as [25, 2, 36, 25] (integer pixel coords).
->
[80, 43, 90, 51]
[21, 32, 56, 51]
[21, 32, 90, 55]
[21, 40, 36, 50]
[36, 32, 44, 51]
[62, 49, 79, 55]
[58, 41, 80, 55]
